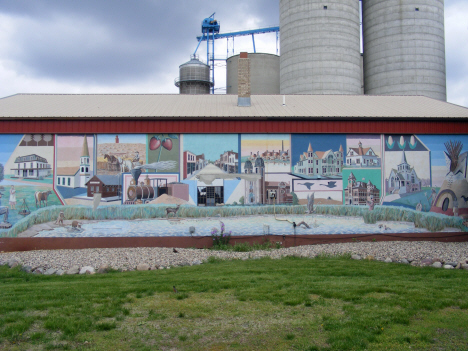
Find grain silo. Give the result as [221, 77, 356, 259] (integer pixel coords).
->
[362, 0, 446, 101]
[279, 0, 362, 95]
[175, 55, 213, 94]
[226, 53, 280, 95]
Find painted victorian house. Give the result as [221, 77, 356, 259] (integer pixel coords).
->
[346, 141, 381, 167]
[294, 143, 344, 177]
[344, 172, 380, 205]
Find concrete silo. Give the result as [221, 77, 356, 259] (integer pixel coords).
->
[279, 0, 362, 95]
[226, 53, 280, 95]
[362, 0, 446, 101]
[175, 55, 213, 94]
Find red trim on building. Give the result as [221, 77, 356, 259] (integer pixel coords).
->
[0, 119, 467, 134]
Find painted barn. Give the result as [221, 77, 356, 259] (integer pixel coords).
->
[86, 175, 121, 198]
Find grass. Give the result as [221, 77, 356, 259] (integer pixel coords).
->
[1, 255, 468, 350]
[212, 237, 283, 251]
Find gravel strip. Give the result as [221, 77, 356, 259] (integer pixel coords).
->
[1, 241, 468, 273]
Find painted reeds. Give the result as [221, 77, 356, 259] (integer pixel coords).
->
[314, 205, 466, 232]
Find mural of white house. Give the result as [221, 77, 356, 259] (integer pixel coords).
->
[386, 150, 421, 194]
[11, 154, 52, 179]
[56, 136, 92, 188]
[346, 141, 381, 167]
[294, 143, 344, 177]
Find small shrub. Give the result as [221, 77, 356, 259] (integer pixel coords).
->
[211, 221, 231, 246]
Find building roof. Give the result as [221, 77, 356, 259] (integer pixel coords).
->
[14, 154, 48, 163]
[0, 94, 467, 119]
[81, 135, 90, 157]
[349, 146, 371, 156]
[56, 167, 79, 176]
[86, 174, 121, 186]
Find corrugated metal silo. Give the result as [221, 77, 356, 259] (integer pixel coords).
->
[362, 0, 446, 101]
[226, 53, 280, 94]
[175, 55, 213, 94]
[279, 0, 362, 95]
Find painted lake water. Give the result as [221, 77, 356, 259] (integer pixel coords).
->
[34, 214, 449, 237]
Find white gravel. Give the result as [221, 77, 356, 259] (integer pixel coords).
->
[1, 241, 468, 272]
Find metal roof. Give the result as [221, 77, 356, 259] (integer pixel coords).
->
[0, 94, 467, 119]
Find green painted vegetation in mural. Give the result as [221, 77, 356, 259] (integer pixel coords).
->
[1, 257, 468, 350]
[0, 185, 60, 233]
[315, 205, 465, 232]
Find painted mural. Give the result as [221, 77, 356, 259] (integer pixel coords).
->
[382, 135, 431, 210]
[240, 134, 292, 205]
[55, 135, 97, 205]
[0, 134, 60, 233]
[0, 133, 466, 238]
[290, 134, 346, 206]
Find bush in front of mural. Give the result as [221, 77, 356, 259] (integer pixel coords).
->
[211, 221, 231, 247]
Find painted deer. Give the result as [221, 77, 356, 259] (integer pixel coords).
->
[166, 204, 181, 219]
[35, 190, 52, 208]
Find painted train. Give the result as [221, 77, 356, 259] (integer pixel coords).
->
[126, 175, 168, 204]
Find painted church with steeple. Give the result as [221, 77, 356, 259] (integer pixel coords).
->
[56, 135, 93, 189]
[386, 150, 421, 195]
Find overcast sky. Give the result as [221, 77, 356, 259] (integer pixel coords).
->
[0, 0, 466, 107]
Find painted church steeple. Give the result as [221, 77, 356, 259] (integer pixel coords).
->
[80, 135, 90, 187]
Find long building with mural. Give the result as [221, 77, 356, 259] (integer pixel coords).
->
[0, 93, 467, 241]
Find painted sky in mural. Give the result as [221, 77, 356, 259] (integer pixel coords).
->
[241, 134, 290, 174]
[182, 134, 238, 180]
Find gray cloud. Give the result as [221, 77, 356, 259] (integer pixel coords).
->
[0, 0, 466, 107]
[0, 0, 278, 85]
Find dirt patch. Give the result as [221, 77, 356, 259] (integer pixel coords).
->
[149, 194, 188, 205]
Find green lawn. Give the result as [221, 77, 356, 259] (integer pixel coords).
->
[1, 256, 468, 350]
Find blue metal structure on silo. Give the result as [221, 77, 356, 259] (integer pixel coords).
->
[193, 12, 279, 94]
[193, 13, 220, 94]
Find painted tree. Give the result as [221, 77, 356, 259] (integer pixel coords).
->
[291, 192, 299, 205]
